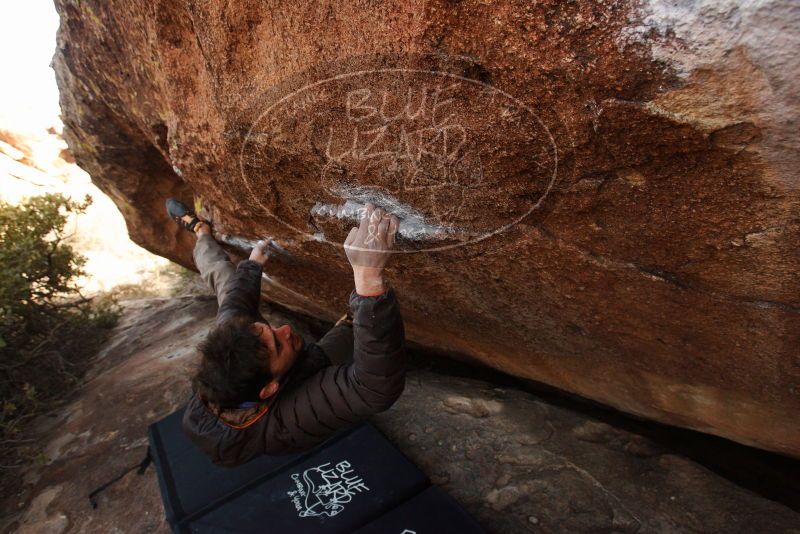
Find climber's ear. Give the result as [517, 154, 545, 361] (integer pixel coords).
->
[259, 379, 279, 400]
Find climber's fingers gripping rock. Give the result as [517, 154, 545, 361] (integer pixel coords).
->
[344, 202, 399, 272]
[248, 239, 272, 267]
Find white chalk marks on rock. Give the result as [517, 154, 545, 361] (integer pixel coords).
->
[239, 65, 561, 254]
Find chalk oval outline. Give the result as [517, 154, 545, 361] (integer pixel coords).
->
[239, 68, 560, 254]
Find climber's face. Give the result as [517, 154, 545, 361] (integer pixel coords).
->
[252, 322, 303, 379]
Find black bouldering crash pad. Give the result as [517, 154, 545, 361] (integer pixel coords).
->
[148, 407, 304, 530]
[149, 406, 484, 533]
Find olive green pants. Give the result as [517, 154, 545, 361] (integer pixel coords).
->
[193, 233, 235, 307]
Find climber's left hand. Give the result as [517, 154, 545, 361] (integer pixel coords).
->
[249, 240, 271, 266]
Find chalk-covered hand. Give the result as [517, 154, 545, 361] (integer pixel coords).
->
[249, 240, 271, 267]
[344, 203, 399, 296]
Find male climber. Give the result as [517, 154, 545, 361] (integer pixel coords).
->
[165, 198, 405, 466]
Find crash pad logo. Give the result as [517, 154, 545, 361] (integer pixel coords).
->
[287, 460, 370, 518]
[239, 57, 566, 254]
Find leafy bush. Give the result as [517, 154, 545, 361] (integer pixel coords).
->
[0, 193, 120, 468]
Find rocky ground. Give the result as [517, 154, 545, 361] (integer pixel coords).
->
[1, 295, 798, 533]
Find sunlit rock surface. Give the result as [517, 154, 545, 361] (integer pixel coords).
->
[52, 0, 799, 456]
[0, 125, 174, 295]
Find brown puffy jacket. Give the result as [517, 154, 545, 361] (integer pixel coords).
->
[182, 260, 406, 466]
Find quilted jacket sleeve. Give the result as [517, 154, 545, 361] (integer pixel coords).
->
[263, 287, 406, 453]
[215, 259, 263, 324]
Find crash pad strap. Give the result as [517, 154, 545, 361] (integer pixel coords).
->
[88, 446, 152, 509]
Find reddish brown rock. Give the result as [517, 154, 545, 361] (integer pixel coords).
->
[52, 0, 799, 456]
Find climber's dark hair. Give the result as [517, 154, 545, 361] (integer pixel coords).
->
[193, 318, 274, 408]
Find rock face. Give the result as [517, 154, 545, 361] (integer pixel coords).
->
[52, 1, 800, 456]
[3, 296, 799, 533]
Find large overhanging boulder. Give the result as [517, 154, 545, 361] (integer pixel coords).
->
[52, 0, 799, 457]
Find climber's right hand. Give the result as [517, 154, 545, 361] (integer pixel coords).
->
[344, 203, 399, 296]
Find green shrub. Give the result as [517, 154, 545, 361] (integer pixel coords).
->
[0, 193, 120, 468]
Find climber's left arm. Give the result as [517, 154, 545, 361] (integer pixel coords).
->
[214, 241, 270, 324]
